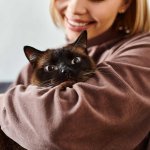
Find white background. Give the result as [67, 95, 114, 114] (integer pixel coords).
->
[0, 0, 65, 81]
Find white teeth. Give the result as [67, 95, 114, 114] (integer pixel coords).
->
[68, 20, 88, 27]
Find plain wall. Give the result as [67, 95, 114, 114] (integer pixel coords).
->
[0, 0, 65, 81]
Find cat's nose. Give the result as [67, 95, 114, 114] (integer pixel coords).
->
[60, 67, 73, 77]
[61, 68, 69, 74]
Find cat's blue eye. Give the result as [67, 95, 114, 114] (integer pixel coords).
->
[71, 57, 81, 65]
[44, 65, 58, 72]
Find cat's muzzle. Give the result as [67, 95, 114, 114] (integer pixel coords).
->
[60, 67, 75, 80]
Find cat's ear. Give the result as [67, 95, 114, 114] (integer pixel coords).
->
[74, 30, 87, 51]
[24, 46, 43, 65]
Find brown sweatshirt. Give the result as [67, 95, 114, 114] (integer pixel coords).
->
[0, 30, 150, 150]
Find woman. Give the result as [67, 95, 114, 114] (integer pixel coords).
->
[0, 0, 150, 149]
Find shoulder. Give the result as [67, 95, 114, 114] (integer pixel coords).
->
[111, 32, 150, 53]
[12, 63, 33, 86]
[128, 32, 150, 40]
[108, 32, 150, 67]
[118, 32, 150, 48]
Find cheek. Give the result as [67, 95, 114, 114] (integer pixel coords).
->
[91, 8, 118, 26]
[55, 0, 68, 18]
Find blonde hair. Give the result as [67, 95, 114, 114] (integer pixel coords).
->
[50, 0, 150, 34]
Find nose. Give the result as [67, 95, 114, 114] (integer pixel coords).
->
[60, 67, 74, 77]
[66, 0, 87, 16]
[61, 67, 70, 74]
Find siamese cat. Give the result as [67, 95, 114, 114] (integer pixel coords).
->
[24, 30, 96, 88]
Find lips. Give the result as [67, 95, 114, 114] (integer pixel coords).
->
[67, 19, 89, 27]
[65, 17, 95, 32]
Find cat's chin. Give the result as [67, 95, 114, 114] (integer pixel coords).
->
[59, 80, 76, 90]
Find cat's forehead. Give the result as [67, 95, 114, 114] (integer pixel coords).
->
[64, 44, 86, 55]
[38, 48, 73, 63]
[50, 48, 74, 58]
[37, 45, 87, 67]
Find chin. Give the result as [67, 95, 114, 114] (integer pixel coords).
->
[66, 28, 102, 42]
[66, 31, 82, 42]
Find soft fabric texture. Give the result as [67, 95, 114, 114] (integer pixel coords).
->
[0, 30, 150, 150]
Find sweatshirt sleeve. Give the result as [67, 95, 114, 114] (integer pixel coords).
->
[0, 35, 150, 150]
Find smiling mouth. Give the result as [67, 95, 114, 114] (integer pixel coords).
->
[68, 19, 89, 27]
[66, 18, 95, 31]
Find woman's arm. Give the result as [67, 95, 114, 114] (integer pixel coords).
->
[0, 34, 150, 150]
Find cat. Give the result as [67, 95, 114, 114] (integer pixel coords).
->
[0, 31, 96, 150]
[24, 30, 96, 88]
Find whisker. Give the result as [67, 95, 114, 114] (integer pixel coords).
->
[82, 71, 95, 76]
[40, 79, 52, 86]
[39, 79, 59, 87]
[77, 70, 95, 82]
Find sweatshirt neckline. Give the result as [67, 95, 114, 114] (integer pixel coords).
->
[87, 28, 125, 48]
